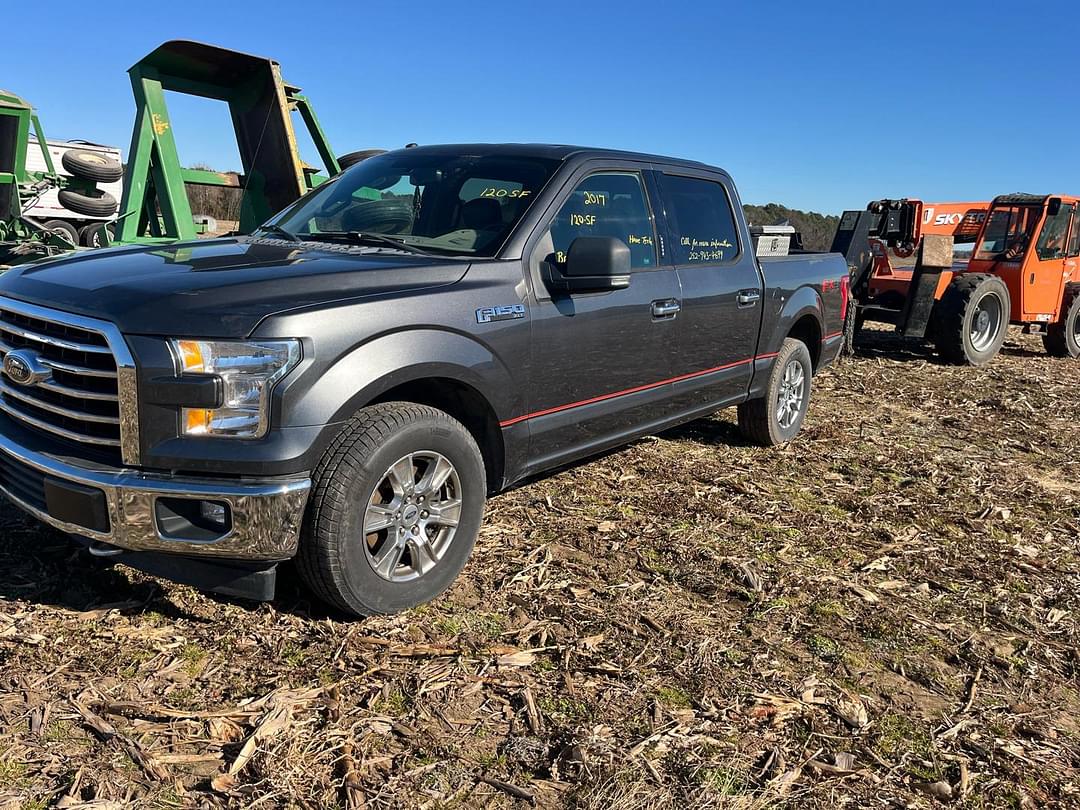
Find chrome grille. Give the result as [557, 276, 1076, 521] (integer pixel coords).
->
[0, 299, 139, 464]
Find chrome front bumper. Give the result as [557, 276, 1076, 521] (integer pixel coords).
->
[0, 431, 311, 561]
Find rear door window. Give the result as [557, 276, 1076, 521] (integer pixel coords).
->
[661, 175, 741, 265]
[548, 172, 657, 269]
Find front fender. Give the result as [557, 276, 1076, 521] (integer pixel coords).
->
[280, 328, 520, 429]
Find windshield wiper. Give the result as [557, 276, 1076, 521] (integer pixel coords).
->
[255, 223, 300, 242]
[308, 230, 442, 256]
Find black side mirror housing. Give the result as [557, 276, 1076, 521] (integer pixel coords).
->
[544, 236, 631, 293]
[1048, 197, 1062, 217]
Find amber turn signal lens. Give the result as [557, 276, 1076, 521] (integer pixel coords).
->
[184, 409, 211, 434]
[176, 340, 205, 373]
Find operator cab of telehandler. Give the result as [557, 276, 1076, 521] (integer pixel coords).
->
[835, 194, 1080, 365]
[968, 194, 1079, 326]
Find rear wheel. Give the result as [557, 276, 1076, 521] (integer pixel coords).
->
[40, 219, 78, 246]
[737, 337, 812, 446]
[296, 402, 486, 617]
[1044, 283, 1080, 358]
[933, 274, 1010, 366]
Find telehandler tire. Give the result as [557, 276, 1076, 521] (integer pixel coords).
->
[840, 302, 864, 357]
[1043, 283, 1080, 358]
[933, 274, 1010, 366]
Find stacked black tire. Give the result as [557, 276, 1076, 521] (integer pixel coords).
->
[56, 149, 123, 223]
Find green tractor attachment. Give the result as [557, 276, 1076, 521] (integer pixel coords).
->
[0, 90, 122, 264]
[117, 40, 341, 244]
[2, 41, 349, 266]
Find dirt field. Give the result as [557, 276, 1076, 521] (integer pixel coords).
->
[1, 325, 1078, 809]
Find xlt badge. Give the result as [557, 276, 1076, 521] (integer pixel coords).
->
[476, 304, 526, 324]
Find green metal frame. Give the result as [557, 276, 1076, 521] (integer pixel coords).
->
[0, 89, 68, 251]
[116, 41, 340, 245]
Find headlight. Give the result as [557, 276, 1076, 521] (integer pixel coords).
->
[170, 339, 301, 438]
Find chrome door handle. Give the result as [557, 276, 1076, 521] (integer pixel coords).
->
[651, 299, 681, 318]
[737, 289, 761, 307]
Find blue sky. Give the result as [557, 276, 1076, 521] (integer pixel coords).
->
[4, 0, 1078, 214]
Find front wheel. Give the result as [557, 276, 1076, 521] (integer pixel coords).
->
[296, 402, 486, 617]
[933, 274, 1010, 366]
[737, 337, 813, 446]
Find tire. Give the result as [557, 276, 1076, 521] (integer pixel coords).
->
[296, 402, 486, 617]
[1043, 283, 1080, 358]
[40, 219, 78, 246]
[841, 302, 863, 357]
[737, 338, 813, 446]
[932, 274, 1010, 366]
[61, 149, 123, 183]
[78, 222, 114, 248]
[337, 149, 387, 171]
[58, 188, 118, 218]
[340, 198, 413, 234]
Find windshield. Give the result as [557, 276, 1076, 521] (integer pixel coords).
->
[267, 151, 560, 256]
[974, 205, 1042, 261]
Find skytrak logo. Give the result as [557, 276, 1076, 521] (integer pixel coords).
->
[923, 208, 987, 227]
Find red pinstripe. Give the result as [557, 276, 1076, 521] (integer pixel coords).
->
[499, 332, 840, 428]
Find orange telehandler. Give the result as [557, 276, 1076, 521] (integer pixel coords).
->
[832, 195, 1080, 365]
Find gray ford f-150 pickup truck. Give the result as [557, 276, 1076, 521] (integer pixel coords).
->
[0, 144, 848, 616]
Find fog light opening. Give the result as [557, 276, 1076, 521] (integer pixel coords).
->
[154, 497, 233, 543]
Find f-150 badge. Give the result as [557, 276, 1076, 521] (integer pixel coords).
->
[476, 304, 526, 324]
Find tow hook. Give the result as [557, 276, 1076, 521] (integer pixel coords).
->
[87, 540, 126, 557]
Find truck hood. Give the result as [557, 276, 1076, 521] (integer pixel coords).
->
[0, 237, 470, 337]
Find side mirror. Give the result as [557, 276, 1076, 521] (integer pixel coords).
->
[1048, 197, 1062, 217]
[544, 236, 631, 293]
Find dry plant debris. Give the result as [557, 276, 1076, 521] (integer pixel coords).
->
[1, 325, 1079, 808]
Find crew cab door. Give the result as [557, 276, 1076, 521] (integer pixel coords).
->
[654, 169, 764, 411]
[521, 165, 680, 471]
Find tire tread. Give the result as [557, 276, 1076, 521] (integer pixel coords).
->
[1043, 283, 1080, 358]
[737, 338, 812, 447]
[295, 402, 481, 616]
[933, 274, 1009, 365]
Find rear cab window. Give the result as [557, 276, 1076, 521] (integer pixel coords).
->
[660, 174, 741, 265]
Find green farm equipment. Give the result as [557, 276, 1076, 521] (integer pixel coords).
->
[116, 40, 343, 245]
[2, 40, 351, 265]
[0, 90, 123, 265]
